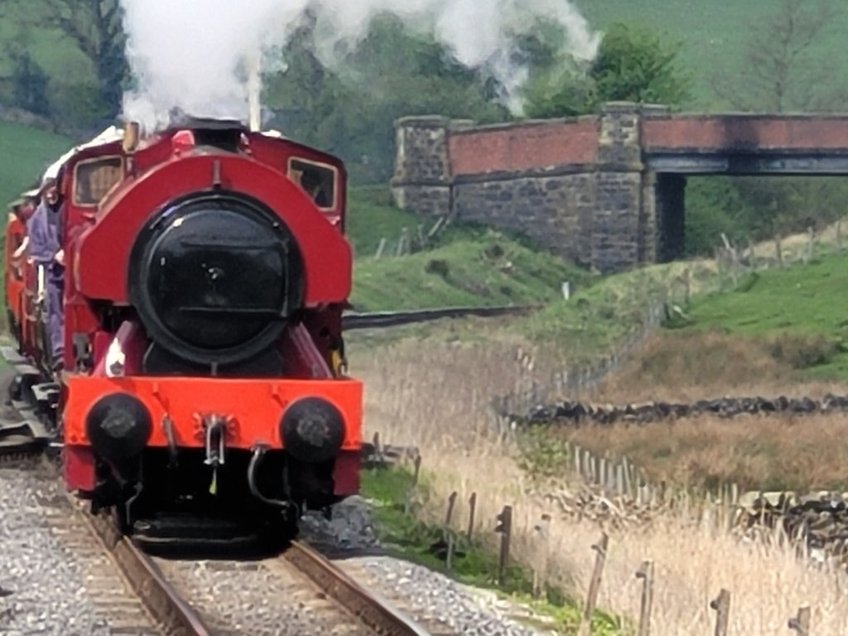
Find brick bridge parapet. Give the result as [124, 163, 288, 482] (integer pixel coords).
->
[391, 103, 848, 273]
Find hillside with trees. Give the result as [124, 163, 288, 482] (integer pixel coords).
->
[0, 0, 846, 257]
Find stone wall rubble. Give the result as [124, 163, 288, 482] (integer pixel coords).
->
[509, 394, 848, 427]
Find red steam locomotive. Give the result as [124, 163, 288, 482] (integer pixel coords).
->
[4, 119, 362, 544]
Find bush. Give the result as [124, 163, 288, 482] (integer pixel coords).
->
[424, 259, 450, 279]
[768, 332, 840, 369]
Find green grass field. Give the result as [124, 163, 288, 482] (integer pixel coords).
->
[668, 251, 848, 379]
[0, 120, 72, 207]
[351, 232, 591, 311]
[347, 186, 594, 312]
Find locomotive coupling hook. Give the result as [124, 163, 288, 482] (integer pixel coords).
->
[204, 415, 227, 468]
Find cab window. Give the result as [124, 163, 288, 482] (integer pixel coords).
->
[74, 156, 123, 206]
[288, 158, 337, 210]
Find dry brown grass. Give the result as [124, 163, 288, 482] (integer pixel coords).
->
[559, 414, 848, 493]
[350, 336, 848, 634]
[590, 330, 847, 404]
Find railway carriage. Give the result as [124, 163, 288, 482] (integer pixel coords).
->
[3, 119, 363, 545]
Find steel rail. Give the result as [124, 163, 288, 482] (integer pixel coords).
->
[284, 540, 431, 636]
[343, 305, 538, 330]
[71, 495, 214, 636]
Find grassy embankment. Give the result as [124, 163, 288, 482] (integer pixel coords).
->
[348, 186, 593, 312]
[544, 249, 848, 494]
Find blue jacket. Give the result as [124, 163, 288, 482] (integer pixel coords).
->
[27, 201, 64, 280]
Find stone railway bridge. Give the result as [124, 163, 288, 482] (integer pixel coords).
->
[391, 102, 848, 273]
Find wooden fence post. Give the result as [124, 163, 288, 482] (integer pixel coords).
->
[412, 453, 421, 488]
[372, 432, 382, 463]
[404, 453, 422, 515]
[807, 226, 815, 262]
[445, 530, 456, 570]
[467, 492, 477, 540]
[445, 491, 458, 527]
[788, 606, 811, 635]
[636, 560, 654, 636]
[374, 237, 386, 259]
[393, 227, 404, 256]
[578, 532, 609, 636]
[495, 505, 513, 587]
[532, 514, 551, 599]
[710, 589, 731, 636]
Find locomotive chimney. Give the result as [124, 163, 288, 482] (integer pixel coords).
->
[123, 121, 140, 153]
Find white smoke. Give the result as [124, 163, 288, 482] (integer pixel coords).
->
[120, 0, 599, 131]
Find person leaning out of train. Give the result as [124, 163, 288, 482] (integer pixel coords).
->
[26, 179, 65, 372]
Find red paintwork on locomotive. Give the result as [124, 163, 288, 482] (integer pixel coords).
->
[4, 213, 26, 340]
[4, 205, 43, 364]
[6, 127, 363, 502]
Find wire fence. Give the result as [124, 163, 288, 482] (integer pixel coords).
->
[373, 442, 822, 636]
[371, 216, 453, 259]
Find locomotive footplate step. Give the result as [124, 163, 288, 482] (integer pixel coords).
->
[0, 346, 26, 365]
[31, 383, 59, 407]
[13, 363, 40, 378]
[131, 513, 267, 554]
[0, 418, 49, 456]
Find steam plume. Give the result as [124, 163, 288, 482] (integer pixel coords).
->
[120, 0, 599, 131]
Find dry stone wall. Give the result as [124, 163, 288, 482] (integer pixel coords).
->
[508, 393, 848, 427]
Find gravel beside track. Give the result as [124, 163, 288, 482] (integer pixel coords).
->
[0, 458, 158, 635]
[337, 558, 539, 636]
[303, 501, 551, 636]
[153, 556, 372, 636]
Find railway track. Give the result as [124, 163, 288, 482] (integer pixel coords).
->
[4, 454, 432, 635]
[152, 540, 432, 636]
[283, 541, 432, 636]
[71, 497, 214, 635]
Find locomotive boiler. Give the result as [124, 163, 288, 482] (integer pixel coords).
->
[4, 119, 362, 544]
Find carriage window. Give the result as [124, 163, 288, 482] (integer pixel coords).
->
[74, 156, 123, 206]
[288, 159, 337, 210]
